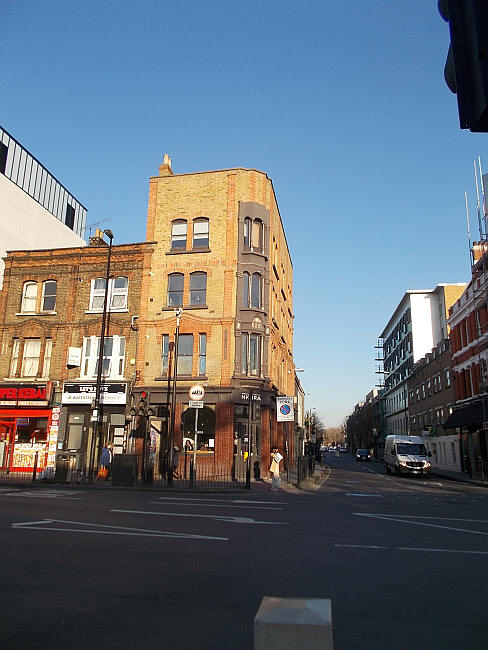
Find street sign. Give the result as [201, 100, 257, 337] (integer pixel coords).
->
[188, 401, 203, 409]
[189, 384, 205, 401]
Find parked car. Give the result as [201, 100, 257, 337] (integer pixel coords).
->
[355, 448, 371, 461]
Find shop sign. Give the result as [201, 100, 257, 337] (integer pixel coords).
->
[276, 396, 295, 422]
[0, 384, 49, 406]
[67, 347, 82, 367]
[62, 382, 127, 405]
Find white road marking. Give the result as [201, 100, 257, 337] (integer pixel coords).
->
[354, 512, 488, 536]
[156, 497, 286, 506]
[1, 490, 82, 500]
[11, 518, 227, 540]
[150, 500, 281, 511]
[335, 544, 488, 556]
[346, 493, 383, 497]
[112, 508, 288, 525]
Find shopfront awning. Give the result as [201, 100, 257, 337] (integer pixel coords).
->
[444, 402, 486, 429]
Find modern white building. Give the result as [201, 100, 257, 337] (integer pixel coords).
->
[379, 284, 466, 437]
[0, 125, 87, 287]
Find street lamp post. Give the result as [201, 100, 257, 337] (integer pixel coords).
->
[88, 229, 114, 481]
[167, 307, 182, 486]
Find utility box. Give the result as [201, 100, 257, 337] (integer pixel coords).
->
[111, 454, 138, 486]
[254, 597, 333, 650]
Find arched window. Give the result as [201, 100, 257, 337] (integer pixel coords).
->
[190, 272, 207, 305]
[243, 217, 251, 249]
[171, 220, 187, 250]
[251, 273, 262, 308]
[41, 280, 57, 311]
[21, 282, 38, 313]
[242, 272, 250, 307]
[167, 273, 184, 307]
[251, 219, 263, 253]
[193, 218, 209, 248]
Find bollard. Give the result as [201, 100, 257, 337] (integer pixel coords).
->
[254, 597, 333, 650]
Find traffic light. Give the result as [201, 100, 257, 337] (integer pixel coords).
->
[439, 0, 488, 132]
[129, 390, 154, 417]
[138, 390, 153, 417]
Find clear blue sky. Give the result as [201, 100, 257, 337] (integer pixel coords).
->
[2, 1, 487, 427]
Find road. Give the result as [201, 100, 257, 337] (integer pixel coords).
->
[0, 454, 487, 650]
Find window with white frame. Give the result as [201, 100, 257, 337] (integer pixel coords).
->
[21, 339, 41, 377]
[10, 339, 20, 377]
[192, 218, 209, 248]
[42, 339, 52, 377]
[21, 281, 38, 312]
[81, 336, 126, 378]
[171, 220, 187, 250]
[41, 280, 57, 311]
[110, 277, 128, 309]
[89, 277, 129, 311]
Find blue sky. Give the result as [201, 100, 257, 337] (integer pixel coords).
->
[2, 1, 487, 426]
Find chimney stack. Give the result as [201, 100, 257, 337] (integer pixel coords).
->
[159, 153, 173, 177]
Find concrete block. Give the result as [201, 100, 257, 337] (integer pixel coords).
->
[254, 597, 333, 650]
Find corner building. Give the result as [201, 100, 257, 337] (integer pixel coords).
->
[137, 156, 295, 478]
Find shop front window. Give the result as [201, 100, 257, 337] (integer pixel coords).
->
[15, 417, 48, 443]
[182, 405, 215, 453]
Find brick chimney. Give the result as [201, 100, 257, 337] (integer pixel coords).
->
[472, 241, 487, 262]
[89, 228, 109, 247]
[159, 153, 173, 177]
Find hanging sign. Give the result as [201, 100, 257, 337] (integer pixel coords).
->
[276, 396, 295, 422]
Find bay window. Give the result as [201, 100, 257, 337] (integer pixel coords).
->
[241, 332, 262, 376]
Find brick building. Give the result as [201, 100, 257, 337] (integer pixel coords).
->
[406, 338, 460, 472]
[135, 156, 296, 480]
[0, 232, 153, 477]
[445, 243, 488, 479]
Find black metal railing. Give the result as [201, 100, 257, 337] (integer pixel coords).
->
[296, 453, 315, 487]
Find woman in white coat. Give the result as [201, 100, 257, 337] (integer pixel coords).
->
[269, 447, 283, 491]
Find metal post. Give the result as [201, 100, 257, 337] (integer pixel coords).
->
[88, 229, 113, 481]
[32, 451, 39, 482]
[167, 307, 182, 487]
[193, 406, 198, 484]
[246, 389, 252, 489]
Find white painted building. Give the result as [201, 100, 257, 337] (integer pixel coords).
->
[0, 126, 86, 287]
[379, 285, 466, 438]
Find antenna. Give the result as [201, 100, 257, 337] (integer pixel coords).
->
[82, 217, 111, 238]
[465, 190, 473, 267]
[479, 156, 487, 237]
[474, 160, 484, 240]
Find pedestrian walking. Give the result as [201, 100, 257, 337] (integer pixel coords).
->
[172, 445, 180, 478]
[269, 447, 283, 491]
[99, 442, 112, 480]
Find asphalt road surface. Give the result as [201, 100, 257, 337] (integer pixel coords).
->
[0, 454, 487, 650]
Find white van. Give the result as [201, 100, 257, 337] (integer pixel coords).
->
[385, 435, 431, 476]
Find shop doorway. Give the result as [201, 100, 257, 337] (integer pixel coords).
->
[0, 418, 15, 471]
